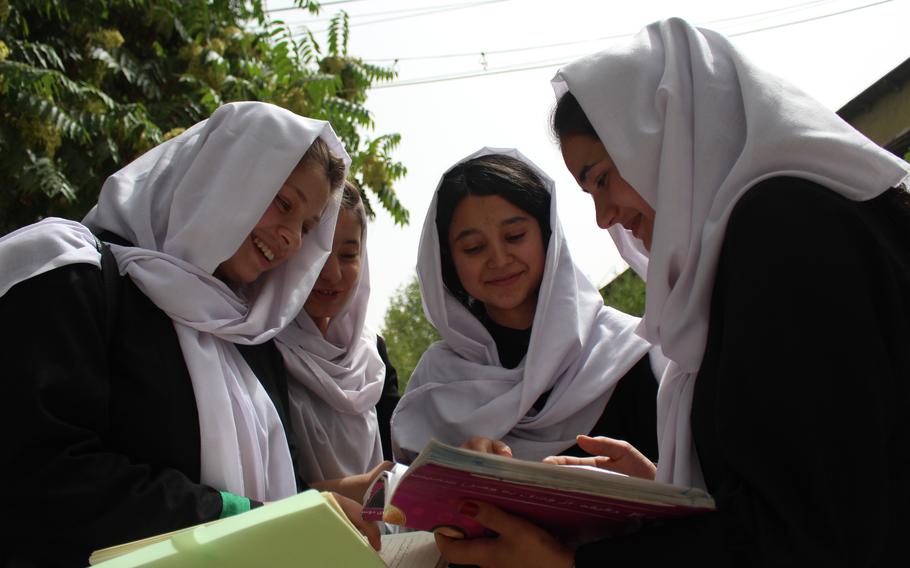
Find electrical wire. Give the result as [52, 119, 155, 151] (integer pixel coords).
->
[368, 0, 896, 89]
[361, 0, 838, 62]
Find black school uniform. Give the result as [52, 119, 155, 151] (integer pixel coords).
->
[375, 335, 401, 461]
[1, 244, 306, 567]
[574, 178, 910, 566]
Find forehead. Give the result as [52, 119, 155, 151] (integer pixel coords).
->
[449, 194, 533, 232]
[285, 161, 331, 205]
[334, 207, 363, 243]
[560, 135, 609, 176]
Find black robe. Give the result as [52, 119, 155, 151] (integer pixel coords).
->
[0, 249, 305, 567]
[574, 177, 910, 566]
[375, 335, 402, 461]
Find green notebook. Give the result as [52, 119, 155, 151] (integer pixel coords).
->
[89, 490, 386, 567]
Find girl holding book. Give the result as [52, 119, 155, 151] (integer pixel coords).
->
[435, 18, 910, 567]
[278, 180, 400, 496]
[0, 102, 380, 566]
[390, 148, 663, 463]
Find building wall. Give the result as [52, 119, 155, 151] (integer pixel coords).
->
[847, 80, 910, 150]
[838, 58, 910, 157]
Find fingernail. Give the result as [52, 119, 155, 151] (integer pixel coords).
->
[459, 501, 479, 517]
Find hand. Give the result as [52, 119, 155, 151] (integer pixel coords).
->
[460, 436, 513, 457]
[543, 435, 656, 479]
[312, 460, 394, 502]
[332, 491, 382, 551]
[435, 501, 573, 568]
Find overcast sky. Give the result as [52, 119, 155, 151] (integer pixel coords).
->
[267, 0, 910, 330]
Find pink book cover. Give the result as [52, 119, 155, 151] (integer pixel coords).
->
[363, 440, 715, 544]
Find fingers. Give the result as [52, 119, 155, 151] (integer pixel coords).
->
[575, 435, 633, 459]
[373, 460, 394, 475]
[333, 492, 382, 551]
[575, 435, 656, 479]
[542, 455, 600, 467]
[491, 439, 513, 457]
[460, 436, 513, 457]
[459, 500, 530, 536]
[355, 515, 382, 551]
[437, 502, 574, 568]
[435, 531, 497, 566]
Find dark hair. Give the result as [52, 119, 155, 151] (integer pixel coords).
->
[435, 153, 551, 308]
[339, 179, 367, 238]
[551, 91, 598, 143]
[300, 137, 347, 193]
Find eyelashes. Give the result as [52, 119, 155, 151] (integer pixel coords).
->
[461, 232, 526, 254]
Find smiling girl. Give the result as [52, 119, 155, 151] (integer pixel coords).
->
[434, 18, 910, 568]
[390, 148, 663, 463]
[276, 181, 400, 494]
[0, 102, 384, 565]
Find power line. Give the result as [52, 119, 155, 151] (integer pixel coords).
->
[267, 0, 368, 14]
[276, 0, 508, 25]
[371, 55, 579, 89]
[347, 0, 510, 28]
[362, 0, 837, 63]
[726, 0, 893, 36]
[260, 0, 510, 39]
[370, 0, 895, 89]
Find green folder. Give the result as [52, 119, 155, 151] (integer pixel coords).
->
[89, 490, 386, 567]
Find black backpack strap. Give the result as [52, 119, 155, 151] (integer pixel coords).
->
[95, 236, 122, 348]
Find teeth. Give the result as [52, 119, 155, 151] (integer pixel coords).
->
[253, 237, 275, 261]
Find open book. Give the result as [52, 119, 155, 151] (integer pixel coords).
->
[363, 439, 715, 545]
[89, 490, 443, 567]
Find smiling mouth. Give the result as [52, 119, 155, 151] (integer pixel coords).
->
[253, 236, 275, 262]
[487, 272, 522, 286]
[314, 289, 341, 299]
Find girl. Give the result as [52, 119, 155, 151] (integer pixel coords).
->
[436, 18, 910, 567]
[0, 102, 379, 565]
[278, 180, 400, 494]
[391, 148, 662, 463]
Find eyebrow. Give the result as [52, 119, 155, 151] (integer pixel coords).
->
[283, 178, 309, 204]
[452, 215, 529, 243]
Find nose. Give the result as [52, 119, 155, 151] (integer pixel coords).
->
[591, 193, 617, 230]
[276, 223, 302, 253]
[487, 241, 511, 267]
[319, 254, 342, 283]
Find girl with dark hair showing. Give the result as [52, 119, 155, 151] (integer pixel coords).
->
[390, 147, 663, 465]
[435, 18, 910, 568]
[278, 180, 400, 498]
[0, 102, 382, 566]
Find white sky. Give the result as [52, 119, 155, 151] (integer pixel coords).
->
[267, 0, 910, 330]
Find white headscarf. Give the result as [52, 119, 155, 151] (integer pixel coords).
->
[1, 102, 349, 502]
[391, 147, 653, 462]
[553, 18, 910, 488]
[276, 211, 386, 482]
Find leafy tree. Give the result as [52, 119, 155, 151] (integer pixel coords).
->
[600, 268, 645, 317]
[381, 274, 440, 392]
[0, 0, 408, 235]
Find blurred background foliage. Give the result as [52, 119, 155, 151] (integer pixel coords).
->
[0, 0, 408, 235]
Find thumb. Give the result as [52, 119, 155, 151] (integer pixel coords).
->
[373, 460, 394, 476]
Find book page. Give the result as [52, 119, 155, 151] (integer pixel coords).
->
[379, 531, 445, 568]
